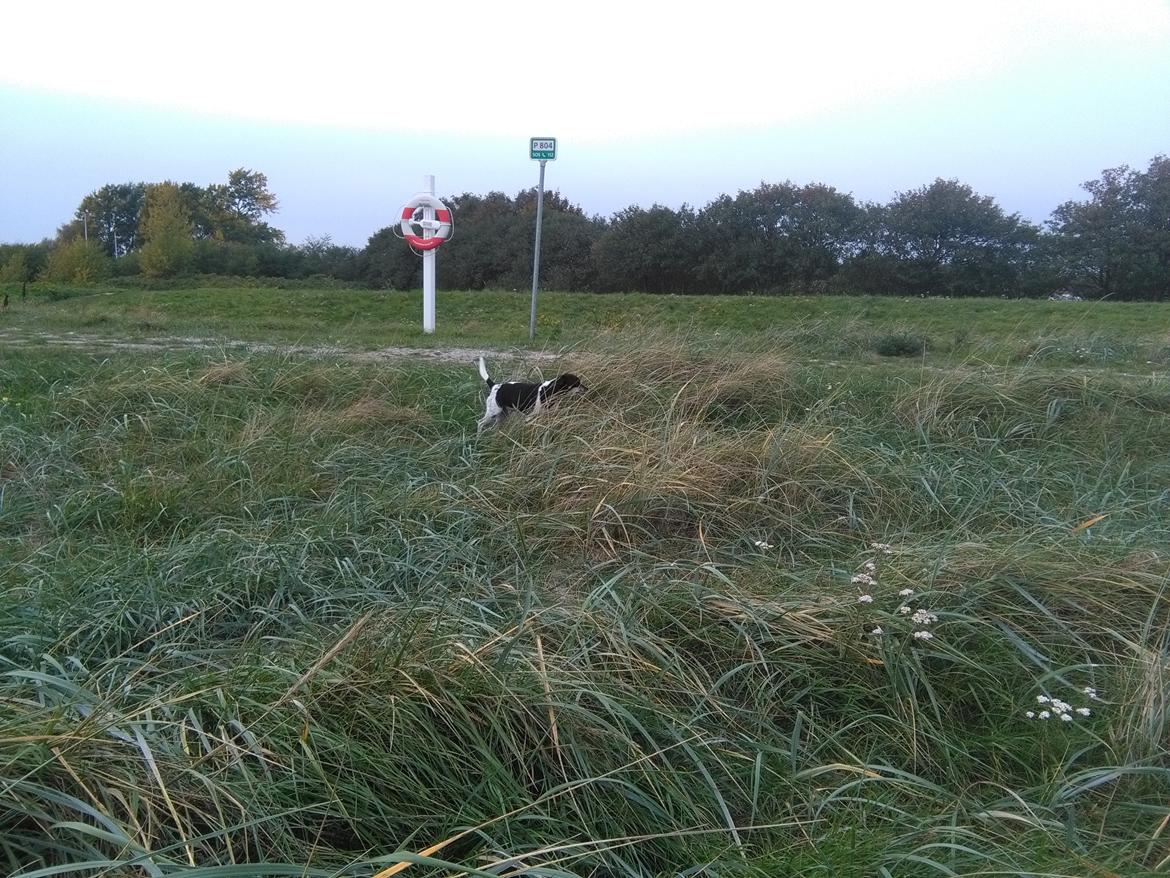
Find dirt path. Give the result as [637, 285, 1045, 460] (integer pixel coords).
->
[0, 328, 558, 366]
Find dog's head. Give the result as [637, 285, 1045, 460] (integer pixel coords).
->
[551, 374, 587, 396]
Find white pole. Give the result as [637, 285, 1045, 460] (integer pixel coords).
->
[422, 174, 436, 334]
[529, 160, 546, 342]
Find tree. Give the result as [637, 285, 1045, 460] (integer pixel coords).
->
[1133, 155, 1170, 297]
[1048, 167, 1135, 297]
[179, 183, 218, 240]
[537, 210, 605, 291]
[594, 205, 700, 293]
[43, 238, 110, 283]
[494, 189, 602, 291]
[436, 191, 527, 289]
[138, 182, 195, 278]
[298, 235, 360, 280]
[76, 183, 147, 257]
[0, 251, 29, 283]
[1049, 155, 1170, 299]
[0, 243, 50, 283]
[203, 169, 284, 245]
[775, 183, 867, 289]
[225, 168, 279, 221]
[693, 182, 866, 293]
[878, 179, 1036, 296]
[692, 193, 770, 293]
[357, 227, 419, 289]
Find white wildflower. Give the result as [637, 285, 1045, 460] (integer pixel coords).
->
[911, 609, 938, 626]
[1060, 713, 1073, 722]
[871, 542, 894, 555]
[870, 627, 884, 635]
[753, 540, 774, 550]
[899, 606, 912, 615]
[898, 588, 914, 596]
[912, 630, 934, 640]
[1036, 695, 1050, 704]
[1051, 699, 1071, 714]
[851, 573, 876, 586]
[1025, 710, 1035, 719]
[1076, 707, 1091, 717]
[864, 560, 877, 573]
[1083, 686, 1099, 699]
[857, 594, 874, 604]
[1038, 710, 1051, 719]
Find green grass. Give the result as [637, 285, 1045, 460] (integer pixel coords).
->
[4, 280, 1170, 369]
[2, 284, 1170, 876]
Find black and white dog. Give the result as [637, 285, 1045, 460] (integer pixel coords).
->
[476, 356, 586, 433]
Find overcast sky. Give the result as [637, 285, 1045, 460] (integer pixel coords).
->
[2, 0, 1168, 247]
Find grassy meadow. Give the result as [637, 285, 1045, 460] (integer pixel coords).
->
[2, 282, 1170, 876]
[4, 280, 1170, 366]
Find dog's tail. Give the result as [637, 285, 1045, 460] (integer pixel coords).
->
[477, 356, 493, 389]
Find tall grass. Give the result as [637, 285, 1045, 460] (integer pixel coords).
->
[2, 340, 1168, 876]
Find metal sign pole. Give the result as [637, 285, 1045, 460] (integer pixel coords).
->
[529, 159, 546, 342]
[422, 174, 436, 334]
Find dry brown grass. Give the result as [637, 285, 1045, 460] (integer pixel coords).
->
[196, 360, 251, 387]
[298, 397, 432, 434]
[468, 347, 869, 555]
[333, 397, 432, 428]
[566, 344, 796, 422]
[238, 409, 276, 445]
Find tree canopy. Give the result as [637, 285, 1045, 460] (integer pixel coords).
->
[139, 182, 195, 278]
[1048, 156, 1170, 299]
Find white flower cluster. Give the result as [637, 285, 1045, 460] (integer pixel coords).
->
[853, 555, 878, 603]
[754, 539, 774, 550]
[1024, 690, 1097, 723]
[910, 609, 938, 626]
[852, 548, 938, 644]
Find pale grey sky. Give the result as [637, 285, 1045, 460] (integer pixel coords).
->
[2, 0, 1168, 246]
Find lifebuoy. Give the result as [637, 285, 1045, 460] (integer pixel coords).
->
[399, 193, 453, 251]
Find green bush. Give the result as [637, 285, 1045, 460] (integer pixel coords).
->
[874, 331, 928, 357]
[41, 239, 111, 283]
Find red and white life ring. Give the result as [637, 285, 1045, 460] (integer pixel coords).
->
[399, 193, 452, 252]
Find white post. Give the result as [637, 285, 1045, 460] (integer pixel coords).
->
[422, 174, 436, 334]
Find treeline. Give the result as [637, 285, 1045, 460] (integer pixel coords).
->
[3, 156, 1167, 299]
[0, 169, 362, 287]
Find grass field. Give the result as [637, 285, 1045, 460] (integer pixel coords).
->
[2, 283, 1170, 876]
[4, 281, 1170, 368]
